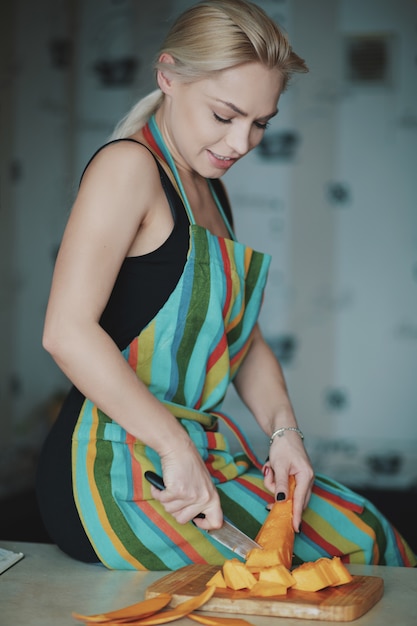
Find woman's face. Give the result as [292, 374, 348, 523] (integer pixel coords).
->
[157, 62, 284, 179]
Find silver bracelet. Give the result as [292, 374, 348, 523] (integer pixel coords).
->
[269, 427, 304, 445]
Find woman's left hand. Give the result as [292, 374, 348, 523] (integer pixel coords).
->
[262, 432, 314, 533]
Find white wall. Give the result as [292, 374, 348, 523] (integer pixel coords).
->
[1, 0, 416, 493]
[223, 0, 417, 484]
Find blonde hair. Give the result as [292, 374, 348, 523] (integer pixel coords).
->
[112, 0, 308, 139]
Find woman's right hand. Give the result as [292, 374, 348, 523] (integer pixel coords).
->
[150, 445, 224, 530]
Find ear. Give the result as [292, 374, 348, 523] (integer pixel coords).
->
[156, 53, 176, 94]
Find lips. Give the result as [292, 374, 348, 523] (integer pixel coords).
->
[207, 149, 237, 170]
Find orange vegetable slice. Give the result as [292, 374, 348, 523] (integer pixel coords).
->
[111, 585, 216, 625]
[328, 557, 353, 586]
[206, 569, 227, 589]
[291, 560, 334, 592]
[314, 558, 341, 587]
[249, 581, 288, 597]
[189, 614, 255, 626]
[258, 564, 295, 587]
[71, 593, 172, 623]
[255, 475, 295, 569]
[245, 548, 285, 571]
[223, 559, 257, 590]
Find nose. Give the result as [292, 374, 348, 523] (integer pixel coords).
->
[226, 124, 252, 156]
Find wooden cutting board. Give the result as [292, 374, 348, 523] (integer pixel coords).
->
[145, 564, 384, 622]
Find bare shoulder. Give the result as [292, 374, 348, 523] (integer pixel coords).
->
[78, 139, 161, 203]
[66, 137, 173, 259]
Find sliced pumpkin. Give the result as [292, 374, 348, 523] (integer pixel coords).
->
[328, 557, 353, 586]
[314, 558, 341, 587]
[245, 547, 282, 571]
[206, 569, 228, 589]
[71, 593, 172, 623]
[118, 585, 216, 625]
[255, 475, 296, 569]
[249, 581, 288, 597]
[291, 556, 353, 592]
[291, 559, 337, 592]
[223, 559, 257, 590]
[258, 564, 295, 588]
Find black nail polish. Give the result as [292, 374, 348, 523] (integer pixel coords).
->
[276, 492, 286, 501]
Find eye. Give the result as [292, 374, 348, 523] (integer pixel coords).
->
[254, 120, 270, 130]
[213, 112, 231, 124]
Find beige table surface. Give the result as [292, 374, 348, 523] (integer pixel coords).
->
[0, 541, 416, 626]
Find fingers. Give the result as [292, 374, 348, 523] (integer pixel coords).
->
[293, 471, 314, 531]
[191, 505, 223, 530]
[149, 479, 223, 528]
[291, 483, 304, 533]
[262, 461, 314, 533]
[272, 470, 292, 503]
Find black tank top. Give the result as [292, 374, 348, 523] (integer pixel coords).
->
[96, 139, 232, 348]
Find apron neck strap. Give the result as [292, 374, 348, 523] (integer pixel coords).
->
[145, 115, 195, 225]
[144, 115, 235, 239]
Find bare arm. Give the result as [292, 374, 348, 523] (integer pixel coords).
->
[43, 142, 222, 528]
[233, 324, 314, 531]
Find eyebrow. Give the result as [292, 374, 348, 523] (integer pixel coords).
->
[218, 100, 278, 120]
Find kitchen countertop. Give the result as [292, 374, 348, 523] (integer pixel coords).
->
[0, 541, 416, 626]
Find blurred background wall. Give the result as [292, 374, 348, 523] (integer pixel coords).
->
[0, 0, 416, 546]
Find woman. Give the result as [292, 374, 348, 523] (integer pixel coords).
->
[36, 0, 416, 570]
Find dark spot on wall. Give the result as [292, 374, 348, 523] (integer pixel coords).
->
[267, 334, 298, 365]
[49, 38, 72, 69]
[366, 452, 402, 476]
[10, 160, 22, 183]
[93, 56, 139, 87]
[257, 130, 300, 161]
[324, 387, 348, 411]
[326, 182, 351, 205]
[9, 375, 22, 397]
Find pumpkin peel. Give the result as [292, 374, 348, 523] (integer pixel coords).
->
[106, 585, 216, 626]
[71, 593, 172, 623]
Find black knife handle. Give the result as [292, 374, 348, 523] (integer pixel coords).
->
[144, 470, 165, 491]
[144, 470, 205, 519]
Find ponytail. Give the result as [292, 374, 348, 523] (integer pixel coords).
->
[111, 89, 163, 139]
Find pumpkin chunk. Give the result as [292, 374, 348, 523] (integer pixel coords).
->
[291, 556, 353, 592]
[258, 564, 295, 588]
[245, 547, 282, 571]
[255, 475, 296, 569]
[328, 556, 353, 586]
[291, 561, 330, 592]
[249, 581, 288, 597]
[315, 558, 342, 587]
[223, 559, 257, 590]
[206, 570, 227, 589]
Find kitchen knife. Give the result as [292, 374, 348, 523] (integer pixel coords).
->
[144, 470, 261, 559]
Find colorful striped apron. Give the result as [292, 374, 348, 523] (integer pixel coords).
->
[72, 117, 416, 570]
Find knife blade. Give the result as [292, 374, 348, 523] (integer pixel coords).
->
[144, 470, 261, 559]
